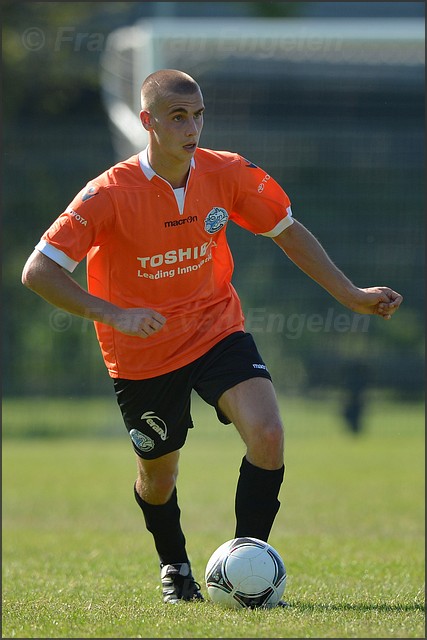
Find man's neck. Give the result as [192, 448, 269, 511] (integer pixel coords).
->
[148, 148, 191, 189]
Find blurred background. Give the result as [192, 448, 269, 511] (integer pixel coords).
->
[3, 2, 425, 428]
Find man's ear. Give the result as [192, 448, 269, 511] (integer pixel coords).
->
[140, 110, 153, 131]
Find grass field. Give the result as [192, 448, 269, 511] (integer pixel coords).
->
[2, 393, 425, 638]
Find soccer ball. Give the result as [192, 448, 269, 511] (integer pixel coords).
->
[205, 537, 286, 609]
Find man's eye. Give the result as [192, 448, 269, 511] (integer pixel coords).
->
[173, 115, 183, 121]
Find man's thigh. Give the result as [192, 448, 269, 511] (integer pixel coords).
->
[218, 376, 282, 433]
[194, 331, 272, 424]
[218, 377, 284, 468]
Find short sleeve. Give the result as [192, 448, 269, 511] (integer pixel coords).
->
[230, 156, 293, 237]
[36, 182, 114, 271]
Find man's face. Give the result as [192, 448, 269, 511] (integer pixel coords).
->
[142, 88, 205, 163]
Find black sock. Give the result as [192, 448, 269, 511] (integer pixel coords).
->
[235, 456, 285, 541]
[134, 484, 189, 566]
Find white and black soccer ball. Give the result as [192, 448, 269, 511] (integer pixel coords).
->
[205, 537, 286, 609]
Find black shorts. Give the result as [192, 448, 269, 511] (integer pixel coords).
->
[113, 331, 272, 459]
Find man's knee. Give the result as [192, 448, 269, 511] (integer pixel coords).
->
[136, 472, 177, 504]
[136, 453, 179, 504]
[260, 419, 284, 450]
[256, 418, 284, 451]
[244, 418, 284, 469]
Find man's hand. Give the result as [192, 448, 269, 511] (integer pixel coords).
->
[111, 307, 167, 337]
[350, 287, 403, 320]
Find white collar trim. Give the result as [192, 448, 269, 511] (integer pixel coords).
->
[138, 146, 195, 181]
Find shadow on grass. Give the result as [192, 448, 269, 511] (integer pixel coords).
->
[291, 601, 424, 613]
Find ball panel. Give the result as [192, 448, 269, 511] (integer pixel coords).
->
[266, 547, 287, 588]
[234, 586, 275, 609]
[223, 555, 253, 585]
[207, 585, 243, 609]
[237, 575, 274, 594]
[206, 559, 234, 593]
[249, 555, 278, 582]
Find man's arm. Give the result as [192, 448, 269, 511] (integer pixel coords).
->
[273, 219, 402, 320]
[21, 250, 166, 337]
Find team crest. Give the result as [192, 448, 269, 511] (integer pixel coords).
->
[204, 207, 229, 234]
[81, 185, 99, 202]
[129, 428, 155, 452]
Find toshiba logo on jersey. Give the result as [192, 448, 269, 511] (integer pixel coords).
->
[137, 240, 213, 269]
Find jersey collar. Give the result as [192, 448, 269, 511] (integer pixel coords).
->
[138, 146, 196, 182]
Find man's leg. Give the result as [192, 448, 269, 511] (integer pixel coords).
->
[133, 450, 203, 603]
[133, 450, 189, 564]
[218, 377, 285, 541]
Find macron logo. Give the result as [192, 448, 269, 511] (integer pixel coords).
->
[164, 215, 198, 228]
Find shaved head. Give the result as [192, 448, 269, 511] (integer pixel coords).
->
[141, 69, 201, 112]
[139, 69, 204, 179]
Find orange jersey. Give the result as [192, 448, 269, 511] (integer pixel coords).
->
[37, 147, 293, 379]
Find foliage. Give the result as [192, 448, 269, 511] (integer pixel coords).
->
[2, 2, 157, 119]
[1, 2, 301, 120]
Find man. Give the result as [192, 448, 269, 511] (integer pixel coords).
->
[22, 69, 402, 605]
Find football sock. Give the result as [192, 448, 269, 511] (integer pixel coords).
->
[234, 456, 284, 542]
[133, 483, 189, 566]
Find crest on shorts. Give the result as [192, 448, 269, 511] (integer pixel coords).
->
[204, 207, 229, 234]
[129, 428, 155, 452]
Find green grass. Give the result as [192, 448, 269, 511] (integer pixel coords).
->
[2, 394, 425, 638]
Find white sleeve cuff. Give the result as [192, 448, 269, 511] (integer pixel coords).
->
[260, 206, 294, 238]
[35, 240, 79, 272]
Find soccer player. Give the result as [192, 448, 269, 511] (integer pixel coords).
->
[21, 69, 402, 605]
